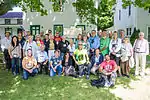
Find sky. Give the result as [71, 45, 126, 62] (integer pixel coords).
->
[9, 7, 22, 12]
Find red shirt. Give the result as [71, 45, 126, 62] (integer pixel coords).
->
[100, 60, 116, 73]
[54, 36, 62, 42]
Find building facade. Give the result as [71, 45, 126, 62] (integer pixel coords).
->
[23, 0, 96, 37]
[0, 12, 23, 38]
[114, 0, 150, 42]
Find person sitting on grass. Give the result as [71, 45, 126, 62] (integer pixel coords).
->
[49, 50, 62, 77]
[62, 52, 76, 77]
[90, 49, 104, 75]
[22, 49, 38, 80]
[36, 43, 49, 74]
[99, 54, 118, 87]
[73, 41, 91, 79]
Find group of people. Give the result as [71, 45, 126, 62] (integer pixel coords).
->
[1, 29, 149, 87]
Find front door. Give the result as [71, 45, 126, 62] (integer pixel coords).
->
[30, 25, 40, 36]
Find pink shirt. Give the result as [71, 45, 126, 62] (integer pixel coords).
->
[133, 39, 149, 55]
[100, 60, 116, 73]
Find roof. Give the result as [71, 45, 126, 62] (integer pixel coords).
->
[0, 12, 23, 18]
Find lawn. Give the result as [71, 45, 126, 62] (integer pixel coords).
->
[0, 69, 121, 100]
[0, 55, 149, 100]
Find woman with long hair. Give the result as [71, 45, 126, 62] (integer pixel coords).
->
[75, 34, 82, 49]
[8, 36, 21, 75]
[62, 52, 76, 77]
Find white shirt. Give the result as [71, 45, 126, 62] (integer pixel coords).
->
[68, 44, 75, 53]
[1, 37, 11, 51]
[133, 39, 149, 55]
[23, 41, 38, 58]
[121, 43, 133, 57]
[109, 38, 122, 57]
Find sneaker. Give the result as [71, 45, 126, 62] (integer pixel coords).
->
[13, 72, 16, 76]
[86, 75, 90, 80]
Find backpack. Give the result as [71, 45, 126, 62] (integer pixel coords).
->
[90, 76, 105, 88]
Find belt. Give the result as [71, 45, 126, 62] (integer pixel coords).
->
[134, 51, 145, 53]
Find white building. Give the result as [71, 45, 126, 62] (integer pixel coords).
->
[114, 0, 150, 41]
[23, 0, 96, 37]
[0, 12, 23, 38]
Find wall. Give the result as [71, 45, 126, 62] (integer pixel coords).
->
[23, 0, 96, 34]
[136, 8, 150, 39]
[114, 0, 136, 35]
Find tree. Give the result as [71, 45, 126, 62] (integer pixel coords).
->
[122, 0, 150, 10]
[73, 0, 116, 30]
[0, 0, 66, 16]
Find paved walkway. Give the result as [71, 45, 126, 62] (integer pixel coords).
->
[111, 68, 150, 100]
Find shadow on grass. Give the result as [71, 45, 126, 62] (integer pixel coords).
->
[0, 69, 121, 100]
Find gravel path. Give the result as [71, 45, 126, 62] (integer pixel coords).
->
[111, 68, 150, 100]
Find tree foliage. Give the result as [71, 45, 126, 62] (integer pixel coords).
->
[122, 0, 150, 9]
[73, 0, 116, 30]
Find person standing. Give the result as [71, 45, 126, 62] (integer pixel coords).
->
[82, 35, 90, 55]
[1, 32, 11, 71]
[48, 35, 55, 60]
[8, 36, 21, 75]
[120, 37, 133, 78]
[100, 30, 110, 56]
[54, 32, 62, 50]
[133, 32, 149, 77]
[75, 34, 83, 49]
[68, 38, 76, 56]
[23, 35, 37, 58]
[43, 34, 50, 54]
[109, 31, 122, 76]
[58, 36, 69, 58]
[88, 30, 100, 57]
[120, 30, 125, 42]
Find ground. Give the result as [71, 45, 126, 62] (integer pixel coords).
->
[0, 55, 150, 100]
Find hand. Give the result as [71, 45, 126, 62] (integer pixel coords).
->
[92, 49, 94, 52]
[43, 62, 47, 65]
[53, 68, 56, 72]
[75, 61, 78, 65]
[94, 63, 97, 67]
[10, 55, 13, 59]
[28, 69, 33, 73]
[112, 52, 116, 55]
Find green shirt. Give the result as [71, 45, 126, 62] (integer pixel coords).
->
[100, 37, 110, 56]
[74, 49, 88, 65]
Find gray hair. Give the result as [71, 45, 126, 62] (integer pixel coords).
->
[139, 32, 144, 36]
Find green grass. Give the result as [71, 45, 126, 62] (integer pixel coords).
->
[0, 69, 121, 100]
[147, 55, 150, 61]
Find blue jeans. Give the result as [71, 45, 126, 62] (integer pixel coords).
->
[23, 68, 38, 80]
[50, 65, 62, 77]
[11, 58, 20, 75]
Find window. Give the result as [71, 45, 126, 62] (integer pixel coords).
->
[119, 10, 121, 20]
[53, 24, 63, 36]
[126, 28, 132, 36]
[5, 27, 12, 34]
[30, 25, 40, 36]
[149, 8, 150, 13]
[129, 5, 131, 16]
[17, 19, 23, 25]
[5, 19, 11, 25]
[76, 25, 86, 31]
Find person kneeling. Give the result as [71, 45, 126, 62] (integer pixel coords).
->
[73, 41, 91, 79]
[36, 43, 49, 74]
[22, 49, 38, 80]
[99, 54, 118, 87]
[49, 50, 62, 77]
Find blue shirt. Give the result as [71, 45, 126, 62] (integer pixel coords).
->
[36, 51, 48, 63]
[50, 56, 62, 67]
[88, 36, 100, 49]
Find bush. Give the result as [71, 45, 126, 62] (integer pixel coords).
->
[130, 27, 140, 45]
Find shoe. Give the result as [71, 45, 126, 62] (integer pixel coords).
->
[13, 72, 16, 76]
[86, 75, 90, 80]
[125, 74, 130, 78]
